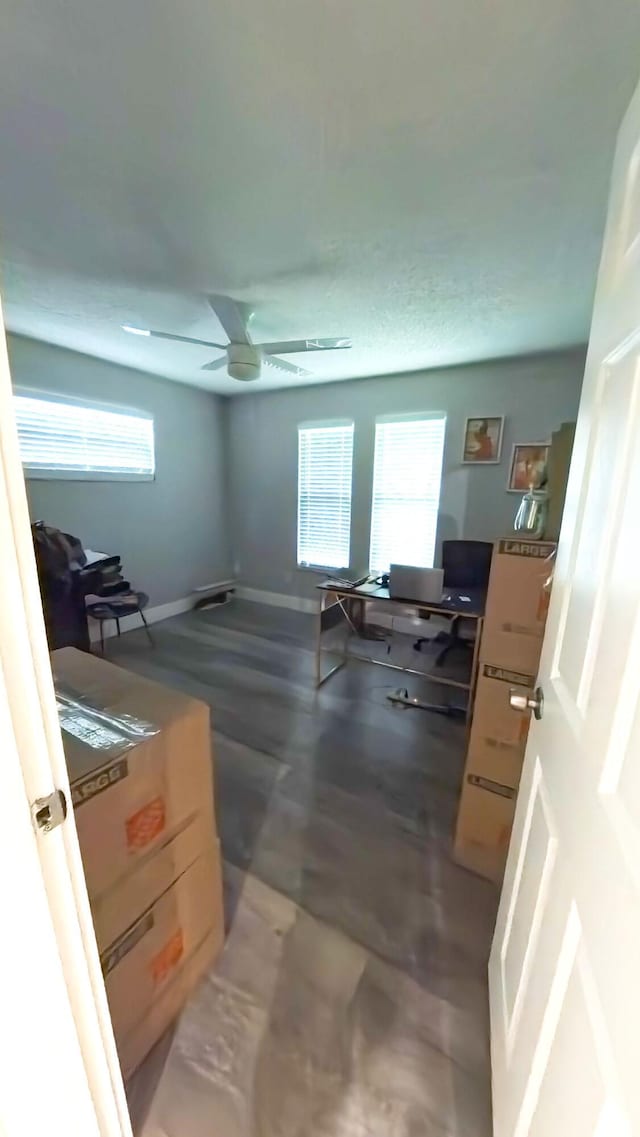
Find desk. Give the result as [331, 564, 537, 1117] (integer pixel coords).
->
[315, 581, 486, 719]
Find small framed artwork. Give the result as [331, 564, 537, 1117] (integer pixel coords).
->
[462, 416, 504, 464]
[507, 443, 550, 493]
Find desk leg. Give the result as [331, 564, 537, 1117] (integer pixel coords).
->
[342, 596, 355, 662]
[315, 592, 348, 688]
[315, 597, 323, 687]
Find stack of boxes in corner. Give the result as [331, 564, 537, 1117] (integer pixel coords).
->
[453, 538, 556, 883]
[52, 647, 224, 1078]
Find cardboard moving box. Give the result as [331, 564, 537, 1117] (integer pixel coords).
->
[118, 923, 221, 1079]
[52, 647, 216, 899]
[546, 421, 576, 541]
[453, 539, 556, 884]
[480, 539, 556, 673]
[464, 664, 535, 792]
[103, 840, 224, 1077]
[453, 780, 515, 884]
[452, 663, 532, 884]
[91, 808, 215, 950]
[52, 648, 223, 1076]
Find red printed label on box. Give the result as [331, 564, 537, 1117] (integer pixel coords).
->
[149, 929, 184, 985]
[126, 796, 166, 851]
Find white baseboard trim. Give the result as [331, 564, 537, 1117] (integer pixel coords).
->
[232, 588, 454, 635]
[88, 595, 194, 644]
[191, 576, 238, 594]
[235, 586, 317, 615]
[88, 586, 457, 638]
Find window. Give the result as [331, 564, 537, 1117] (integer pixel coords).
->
[14, 393, 155, 481]
[369, 413, 446, 573]
[297, 420, 354, 569]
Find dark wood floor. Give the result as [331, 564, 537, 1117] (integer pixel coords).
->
[115, 600, 498, 1137]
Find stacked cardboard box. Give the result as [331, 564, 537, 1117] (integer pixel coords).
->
[453, 539, 556, 883]
[52, 648, 224, 1078]
[546, 420, 576, 541]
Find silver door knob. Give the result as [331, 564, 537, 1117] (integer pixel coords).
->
[509, 686, 544, 720]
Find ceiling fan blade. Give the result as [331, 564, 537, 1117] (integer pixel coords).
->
[264, 354, 310, 377]
[148, 330, 226, 349]
[201, 357, 228, 372]
[208, 294, 253, 345]
[257, 337, 352, 354]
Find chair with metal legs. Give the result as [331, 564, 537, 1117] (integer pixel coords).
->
[87, 590, 154, 654]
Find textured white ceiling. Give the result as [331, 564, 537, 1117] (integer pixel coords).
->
[1, 0, 639, 394]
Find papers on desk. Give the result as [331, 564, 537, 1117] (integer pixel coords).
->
[320, 574, 371, 590]
[320, 579, 386, 597]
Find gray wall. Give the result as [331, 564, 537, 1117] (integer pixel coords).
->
[8, 336, 586, 610]
[8, 335, 231, 606]
[227, 349, 586, 600]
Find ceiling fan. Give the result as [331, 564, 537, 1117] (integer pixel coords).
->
[122, 294, 352, 382]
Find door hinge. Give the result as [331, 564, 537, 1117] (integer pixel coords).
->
[32, 789, 68, 833]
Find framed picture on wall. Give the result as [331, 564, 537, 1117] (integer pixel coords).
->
[461, 416, 504, 464]
[507, 443, 550, 492]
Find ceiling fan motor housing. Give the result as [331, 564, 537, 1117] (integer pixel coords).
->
[228, 342, 261, 381]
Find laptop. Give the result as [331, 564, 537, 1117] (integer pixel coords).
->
[388, 565, 445, 603]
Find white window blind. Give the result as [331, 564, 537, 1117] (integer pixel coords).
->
[14, 394, 155, 481]
[369, 414, 446, 573]
[297, 421, 354, 568]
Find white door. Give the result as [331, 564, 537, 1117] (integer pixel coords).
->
[489, 76, 640, 1137]
[0, 298, 131, 1137]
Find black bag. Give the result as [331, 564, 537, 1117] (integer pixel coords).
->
[32, 521, 86, 587]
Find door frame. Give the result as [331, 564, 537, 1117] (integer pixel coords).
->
[0, 299, 130, 1137]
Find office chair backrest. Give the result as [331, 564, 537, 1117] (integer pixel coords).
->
[441, 540, 493, 590]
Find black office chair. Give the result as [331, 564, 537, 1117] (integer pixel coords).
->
[413, 540, 493, 665]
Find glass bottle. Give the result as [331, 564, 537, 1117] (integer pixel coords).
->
[514, 487, 548, 539]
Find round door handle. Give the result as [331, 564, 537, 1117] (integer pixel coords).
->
[509, 686, 544, 720]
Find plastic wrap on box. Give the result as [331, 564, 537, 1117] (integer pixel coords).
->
[55, 682, 159, 751]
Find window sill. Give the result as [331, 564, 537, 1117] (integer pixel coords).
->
[296, 564, 347, 575]
[24, 469, 155, 482]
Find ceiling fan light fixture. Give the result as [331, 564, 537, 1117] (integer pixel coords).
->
[228, 360, 261, 382]
[121, 295, 351, 384]
[228, 342, 261, 382]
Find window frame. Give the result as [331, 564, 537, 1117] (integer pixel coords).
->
[296, 417, 355, 572]
[13, 387, 156, 483]
[368, 410, 447, 574]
